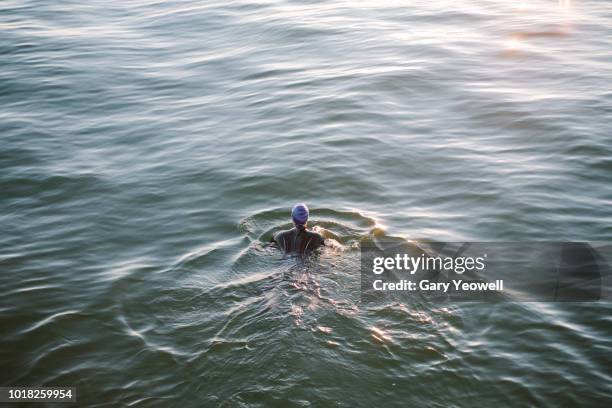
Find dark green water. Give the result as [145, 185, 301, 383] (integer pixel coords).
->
[1, 0, 611, 406]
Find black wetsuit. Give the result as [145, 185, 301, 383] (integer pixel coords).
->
[273, 226, 325, 255]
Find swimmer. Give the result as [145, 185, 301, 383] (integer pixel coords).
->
[272, 203, 325, 255]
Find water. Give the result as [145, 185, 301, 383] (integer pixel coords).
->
[1, 0, 612, 406]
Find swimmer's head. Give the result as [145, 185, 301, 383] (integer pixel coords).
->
[291, 203, 309, 227]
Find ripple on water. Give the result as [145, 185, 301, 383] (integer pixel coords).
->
[2, 0, 612, 405]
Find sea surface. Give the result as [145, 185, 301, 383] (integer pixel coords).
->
[1, 0, 612, 406]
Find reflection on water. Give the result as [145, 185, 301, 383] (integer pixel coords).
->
[1, 0, 611, 406]
[505, 0, 576, 56]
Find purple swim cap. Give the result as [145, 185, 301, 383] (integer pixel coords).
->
[291, 203, 309, 226]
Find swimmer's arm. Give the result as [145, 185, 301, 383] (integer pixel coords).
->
[269, 235, 281, 249]
[269, 232, 287, 251]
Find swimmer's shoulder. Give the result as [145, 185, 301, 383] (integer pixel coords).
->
[271, 228, 294, 244]
[305, 229, 325, 248]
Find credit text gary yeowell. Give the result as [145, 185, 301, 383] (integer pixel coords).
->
[371, 253, 504, 293]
